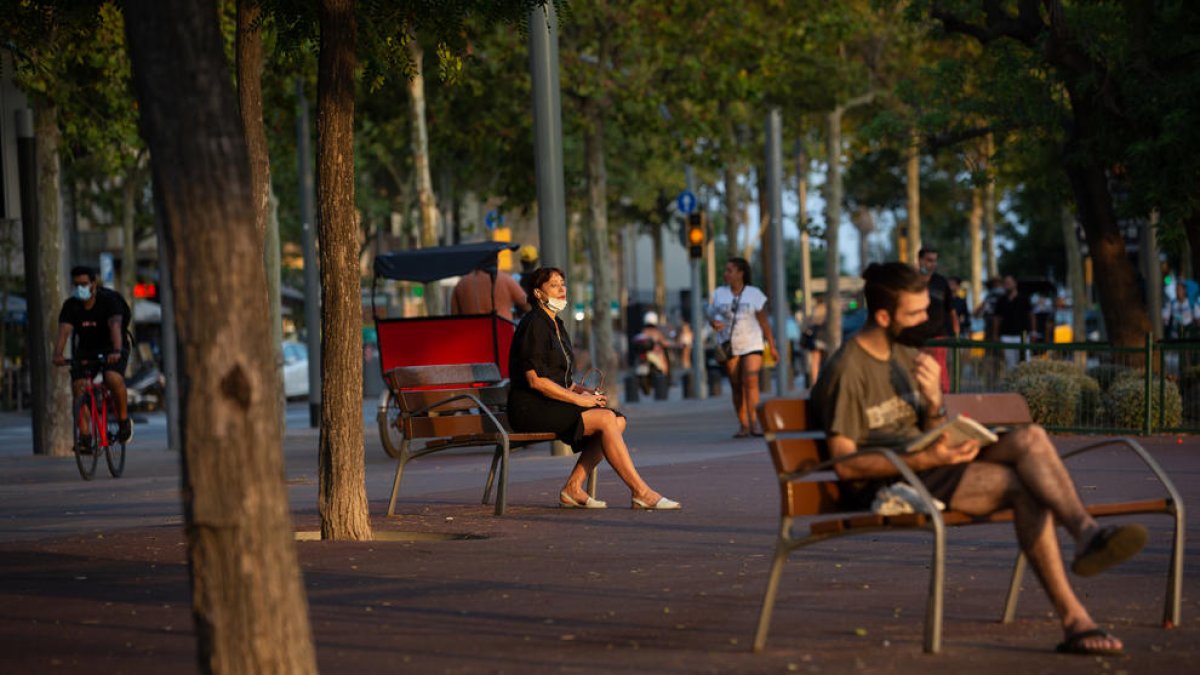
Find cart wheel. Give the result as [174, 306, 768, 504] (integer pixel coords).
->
[377, 389, 405, 459]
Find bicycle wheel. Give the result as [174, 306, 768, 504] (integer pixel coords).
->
[104, 394, 126, 478]
[72, 393, 99, 480]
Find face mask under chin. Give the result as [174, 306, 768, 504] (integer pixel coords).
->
[545, 297, 567, 313]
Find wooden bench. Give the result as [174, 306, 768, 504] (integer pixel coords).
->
[381, 363, 562, 516]
[753, 392, 1185, 654]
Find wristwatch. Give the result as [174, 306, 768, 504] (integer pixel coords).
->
[930, 404, 947, 419]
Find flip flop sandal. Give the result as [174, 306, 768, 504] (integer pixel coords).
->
[1071, 523, 1148, 577]
[1055, 628, 1124, 656]
[733, 429, 751, 439]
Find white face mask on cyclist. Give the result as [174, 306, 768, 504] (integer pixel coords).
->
[73, 284, 92, 302]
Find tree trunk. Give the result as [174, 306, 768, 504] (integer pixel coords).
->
[905, 128, 920, 261]
[35, 106, 73, 457]
[824, 108, 843, 349]
[968, 184, 983, 310]
[1183, 213, 1200, 283]
[406, 38, 442, 315]
[653, 224, 665, 313]
[236, 0, 282, 435]
[722, 111, 741, 260]
[1061, 205, 1086, 348]
[795, 140, 812, 317]
[317, 0, 372, 541]
[582, 97, 618, 402]
[121, 1, 318, 672]
[983, 133, 998, 279]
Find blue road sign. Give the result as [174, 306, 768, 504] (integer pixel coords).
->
[676, 190, 697, 215]
[485, 209, 504, 230]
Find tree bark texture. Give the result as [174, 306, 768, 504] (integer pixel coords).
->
[968, 184, 983, 309]
[35, 106, 73, 457]
[317, 0, 372, 541]
[121, 1, 317, 672]
[582, 97, 618, 398]
[905, 128, 920, 261]
[824, 108, 843, 349]
[983, 133, 997, 279]
[1184, 214, 1200, 282]
[652, 224, 665, 314]
[236, 0, 283, 435]
[795, 141, 812, 317]
[406, 38, 443, 315]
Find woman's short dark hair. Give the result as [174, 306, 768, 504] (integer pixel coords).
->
[727, 257, 752, 286]
[863, 262, 927, 316]
[527, 266, 565, 297]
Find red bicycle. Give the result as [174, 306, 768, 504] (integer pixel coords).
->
[65, 356, 126, 480]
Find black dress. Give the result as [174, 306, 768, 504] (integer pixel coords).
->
[507, 309, 621, 451]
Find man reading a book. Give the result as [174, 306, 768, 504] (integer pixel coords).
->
[810, 261, 1146, 657]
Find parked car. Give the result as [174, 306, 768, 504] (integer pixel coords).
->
[282, 340, 309, 399]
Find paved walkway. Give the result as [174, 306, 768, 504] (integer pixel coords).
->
[0, 387, 1197, 673]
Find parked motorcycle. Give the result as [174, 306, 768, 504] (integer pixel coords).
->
[126, 362, 165, 412]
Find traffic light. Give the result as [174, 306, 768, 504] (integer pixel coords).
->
[686, 212, 705, 259]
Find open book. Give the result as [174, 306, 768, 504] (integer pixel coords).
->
[904, 414, 999, 454]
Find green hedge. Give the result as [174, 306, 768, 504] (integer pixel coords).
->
[1104, 373, 1183, 429]
[1001, 359, 1104, 426]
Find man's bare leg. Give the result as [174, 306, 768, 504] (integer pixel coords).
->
[951, 461, 1123, 653]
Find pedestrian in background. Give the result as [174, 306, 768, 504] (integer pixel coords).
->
[912, 247, 958, 392]
[993, 275, 1034, 368]
[707, 257, 779, 438]
[1163, 280, 1198, 340]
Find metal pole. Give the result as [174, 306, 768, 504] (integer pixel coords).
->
[152, 178, 181, 452]
[766, 109, 788, 396]
[15, 110, 47, 455]
[528, 3, 567, 273]
[296, 79, 321, 428]
[684, 165, 706, 399]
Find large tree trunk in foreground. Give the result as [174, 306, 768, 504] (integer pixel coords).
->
[122, 1, 317, 672]
[35, 106, 73, 457]
[317, 0, 372, 541]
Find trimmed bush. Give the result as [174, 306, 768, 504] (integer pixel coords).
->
[1087, 363, 1135, 393]
[1008, 373, 1080, 427]
[1001, 359, 1103, 426]
[1104, 375, 1183, 430]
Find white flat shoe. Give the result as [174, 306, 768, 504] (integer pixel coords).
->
[559, 491, 607, 509]
[631, 496, 681, 510]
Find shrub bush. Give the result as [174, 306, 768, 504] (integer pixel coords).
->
[1104, 375, 1182, 430]
[1087, 363, 1135, 393]
[1001, 359, 1103, 426]
[1008, 373, 1080, 427]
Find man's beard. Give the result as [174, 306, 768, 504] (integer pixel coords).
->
[888, 322, 926, 348]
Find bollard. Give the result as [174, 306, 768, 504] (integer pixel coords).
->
[653, 373, 670, 400]
[682, 372, 696, 399]
[624, 374, 640, 403]
[708, 369, 723, 396]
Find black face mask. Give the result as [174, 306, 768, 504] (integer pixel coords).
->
[891, 324, 926, 348]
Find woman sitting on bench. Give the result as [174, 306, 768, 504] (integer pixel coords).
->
[508, 267, 681, 511]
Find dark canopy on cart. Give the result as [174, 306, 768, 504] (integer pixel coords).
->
[373, 241, 520, 283]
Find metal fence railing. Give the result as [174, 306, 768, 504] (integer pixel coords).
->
[928, 335, 1200, 435]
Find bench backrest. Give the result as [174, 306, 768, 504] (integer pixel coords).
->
[944, 392, 1033, 426]
[384, 363, 511, 438]
[758, 398, 840, 516]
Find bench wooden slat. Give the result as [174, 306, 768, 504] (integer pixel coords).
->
[397, 385, 508, 412]
[384, 362, 503, 390]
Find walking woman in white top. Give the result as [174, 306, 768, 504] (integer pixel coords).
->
[707, 257, 780, 437]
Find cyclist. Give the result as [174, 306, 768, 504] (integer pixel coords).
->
[52, 265, 134, 446]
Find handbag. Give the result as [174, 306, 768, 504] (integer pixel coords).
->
[714, 291, 741, 363]
[573, 367, 605, 395]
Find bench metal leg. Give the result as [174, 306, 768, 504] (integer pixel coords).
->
[586, 466, 598, 498]
[752, 519, 793, 653]
[386, 450, 412, 517]
[494, 439, 511, 516]
[924, 518, 947, 654]
[1002, 551, 1027, 623]
[482, 448, 502, 505]
[1165, 503, 1185, 628]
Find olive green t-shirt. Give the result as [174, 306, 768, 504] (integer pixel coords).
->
[810, 338, 930, 454]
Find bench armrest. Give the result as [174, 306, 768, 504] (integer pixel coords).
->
[1061, 437, 1184, 512]
[414, 392, 508, 438]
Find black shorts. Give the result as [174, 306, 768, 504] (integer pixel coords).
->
[70, 348, 130, 382]
[837, 463, 970, 511]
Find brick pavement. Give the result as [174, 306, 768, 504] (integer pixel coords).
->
[0, 391, 1197, 673]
